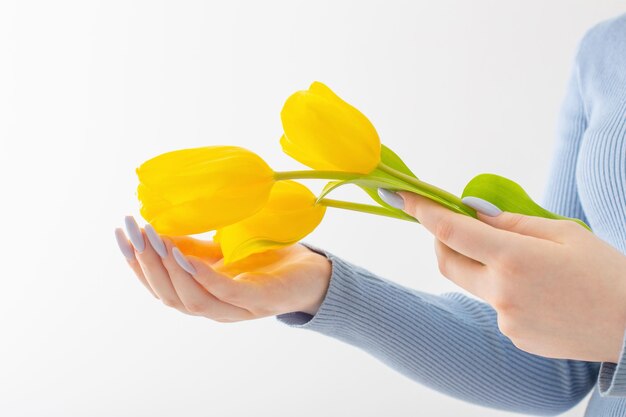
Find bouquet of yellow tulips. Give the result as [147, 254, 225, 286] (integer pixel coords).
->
[135, 81, 590, 264]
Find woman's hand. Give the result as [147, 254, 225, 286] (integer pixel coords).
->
[395, 191, 626, 363]
[115, 216, 332, 322]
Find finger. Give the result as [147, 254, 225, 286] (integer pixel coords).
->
[127, 259, 160, 299]
[115, 228, 158, 298]
[125, 216, 187, 312]
[433, 238, 490, 299]
[462, 196, 585, 243]
[160, 238, 255, 321]
[398, 191, 510, 265]
[179, 251, 257, 309]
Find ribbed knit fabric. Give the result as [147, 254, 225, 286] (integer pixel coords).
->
[277, 12, 626, 417]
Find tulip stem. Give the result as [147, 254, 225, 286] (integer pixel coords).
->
[274, 170, 361, 181]
[320, 199, 419, 223]
[376, 162, 477, 218]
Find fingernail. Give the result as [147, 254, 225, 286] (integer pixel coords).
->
[462, 196, 502, 217]
[124, 215, 146, 253]
[144, 223, 167, 258]
[114, 228, 135, 261]
[377, 188, 405, 210]
[172, 247, 196, 274]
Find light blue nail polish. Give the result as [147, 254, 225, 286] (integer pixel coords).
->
[124, 215, 146, 253]
[145, 223, 167, 258]
[114, 228, 135, 260]
[377, 188, 405, 210]
[462, 196, 502, 217]
[172, 247, 196, 274]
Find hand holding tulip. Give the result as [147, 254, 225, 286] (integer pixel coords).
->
[390, 190, 626, 363]
[116, 217, 332, 321]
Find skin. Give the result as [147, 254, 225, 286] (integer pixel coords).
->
[397, 191, 626, 363]
[120, 190, 626, 363]
[120, 229, 331, 321]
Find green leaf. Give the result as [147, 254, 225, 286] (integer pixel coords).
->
[359, 186, 396, 210]
[314, 144, 421, 211]
[356, 144, 421, 212]
[315, 180, 349, 204]
[313, 144, 474, 220]
[462, 173, 591, 231]
[353, 175, 470, 215]
[379, 144, 418, 178]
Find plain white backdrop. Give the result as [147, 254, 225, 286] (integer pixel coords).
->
[1, 1, 624, 416]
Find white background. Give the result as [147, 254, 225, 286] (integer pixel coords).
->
[1, 1, 624, 416]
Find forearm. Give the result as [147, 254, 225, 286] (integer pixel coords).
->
[278, 242, 599, 415]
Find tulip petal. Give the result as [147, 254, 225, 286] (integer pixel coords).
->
[280, 82, 381, 174]
[144, 181, 274, 235]
[308, 81, 345, 104]
[223, 238, 296, 265]
[279, 134, 323, 169]
[216, 181, 326, 264]
[135, 146, 276, 235]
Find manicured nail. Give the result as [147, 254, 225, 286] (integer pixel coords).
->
[462, 196, 502, 217]
[114, 228, 135, 261]
[124, 215, 146, 253]
[172, 247, 196, 274]
[144, 223, 167, 258]
[377, 188, 405, 210]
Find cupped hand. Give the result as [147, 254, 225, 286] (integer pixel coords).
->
[396, 191, 626, 363]
[115, 216, 331, 322]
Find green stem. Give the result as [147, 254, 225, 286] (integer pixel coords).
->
[377, 162, 477, 218]
[320, 198, 418, 223]
[274, 166, 476, 219]
[274, 170, 361, 181]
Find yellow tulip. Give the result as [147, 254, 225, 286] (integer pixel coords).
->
[136, 146, 275, 235]
[213, 180, 326, 264]
[280, 81, 381, 174]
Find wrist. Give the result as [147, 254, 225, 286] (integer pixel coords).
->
[298, 246, 332, 316]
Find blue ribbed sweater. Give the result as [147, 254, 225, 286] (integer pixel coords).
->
[277, 13, 626, 417]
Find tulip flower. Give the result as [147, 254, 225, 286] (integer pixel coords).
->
[129, 80, 591, 270]
[213, 180, 326, 264]
[277, 82, 477, 218]
[280, 81, 381, 174]
[136, 146, 275, 235]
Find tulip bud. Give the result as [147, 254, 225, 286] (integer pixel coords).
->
[136, 146, 275, 235]
[280, 81, 381, 174]
[214, 180, 326, 264]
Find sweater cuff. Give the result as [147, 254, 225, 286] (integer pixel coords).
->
[598, 328, 626, 397]
[276, 241, 361, 331]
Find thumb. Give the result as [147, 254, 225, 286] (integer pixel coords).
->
[462, 196, 576, 241]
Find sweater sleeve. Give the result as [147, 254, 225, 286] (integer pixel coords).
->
[543, 17, 626, 399]
[276, 29, 603, 415]
[574, 16, 626, 399]
[598, 335, 626, 397]
[278, 241, 599, 416]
